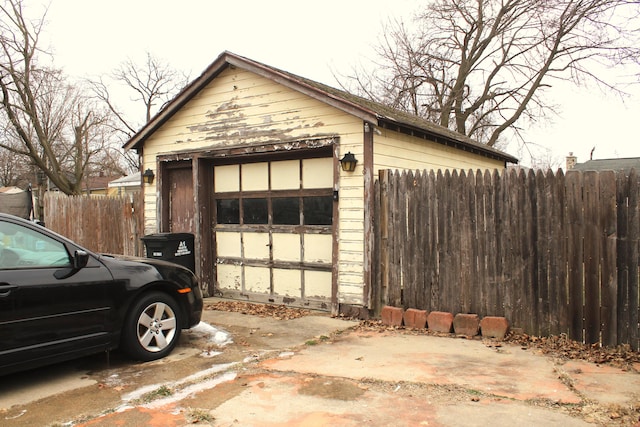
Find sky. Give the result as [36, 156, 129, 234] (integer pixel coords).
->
[30, 0, 640, 168]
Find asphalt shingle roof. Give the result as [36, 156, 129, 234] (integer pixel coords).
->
[572, 158, 640, 173]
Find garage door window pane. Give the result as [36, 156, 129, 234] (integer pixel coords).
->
[273, 197, 300, 225]
[243, 198, 268, 224]
[303, 196, 332, 225]
[217, 199, 240, 224]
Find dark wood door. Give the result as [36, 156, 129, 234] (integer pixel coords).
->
[168, 167, 194, 233]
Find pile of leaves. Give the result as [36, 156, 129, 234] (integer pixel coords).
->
[351, 319, 640, 370]
[505, 332, 640, 370]
[206, 300, 311, 320]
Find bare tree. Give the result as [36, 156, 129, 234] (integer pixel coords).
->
[89, 52, 190, 171]
[343, 0, 640, 147]
[0, 0, 121, 195]
[0, 143, 30, 187]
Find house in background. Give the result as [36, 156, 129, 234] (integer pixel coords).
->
[81, 173, 123, 196]
[566, 152, 640, 173]
[124, 51, 517, 316]
[108, 172, 142, 196]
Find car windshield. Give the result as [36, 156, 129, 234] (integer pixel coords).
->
[0, 221, 71, 269]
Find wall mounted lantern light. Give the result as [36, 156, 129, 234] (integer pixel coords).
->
[339, 152, 358, 172]
[142, 168, 155, 184]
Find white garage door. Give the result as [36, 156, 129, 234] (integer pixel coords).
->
[213, 157, 334, 310]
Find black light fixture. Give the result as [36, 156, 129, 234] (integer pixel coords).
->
[340, 152, 358, 172]
[142, 168, 155, 184]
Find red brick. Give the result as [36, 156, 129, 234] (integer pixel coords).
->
[427, 311, 453, 333]
[480, 316, 510, 340]
[453, 313, 480, 336]
[381, 306, 403, 326]
[403, 308, 428, 329]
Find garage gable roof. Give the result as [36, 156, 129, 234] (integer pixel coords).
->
[123, 51, 517, 164]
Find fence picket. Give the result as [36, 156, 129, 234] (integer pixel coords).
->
[535, 170, 550, 336]
[404, 170, 417, 309]
[473, 170, 487, 315]
[389, 170, 403, 307]
[426, 171, 438, 311]
[416, 171, 428, 309]
[600, 171, 618, 347]
[459, 170, 472, 313]
[550, 169, 569, 336]
[627, 170, 640, 350]
[583, 171, 601, 345]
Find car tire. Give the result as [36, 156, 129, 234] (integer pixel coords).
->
[121, 292, 182, 361]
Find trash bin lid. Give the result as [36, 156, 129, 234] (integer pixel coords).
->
[141, 232, 194, 241]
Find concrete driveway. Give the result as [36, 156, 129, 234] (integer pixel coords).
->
[1, 300, 639, 426]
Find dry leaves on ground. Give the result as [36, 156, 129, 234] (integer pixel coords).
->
[206, 300, 311, 320]
[353, 319, 640, 370]
[207, 302, 640, 369]
[506, 333, 640, 370]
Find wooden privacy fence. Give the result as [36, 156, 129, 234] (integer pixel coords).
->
[44, 192, 143, 256]
[374, 168, 640, 350]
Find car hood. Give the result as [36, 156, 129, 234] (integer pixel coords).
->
[97, 254, 198, 291]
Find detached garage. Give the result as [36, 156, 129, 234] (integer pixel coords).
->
[124, 51, 517, 316]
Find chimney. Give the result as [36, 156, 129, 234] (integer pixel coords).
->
[566, 152, 577, 170]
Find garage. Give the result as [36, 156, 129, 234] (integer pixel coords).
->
[124, 51, 516, 317]
[213, 155, 334, 309]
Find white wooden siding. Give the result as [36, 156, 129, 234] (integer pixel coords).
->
[373, 127, 504, 172]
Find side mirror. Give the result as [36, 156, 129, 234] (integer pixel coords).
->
[54, 250, 90, 279]
[73, 250, 89, 269]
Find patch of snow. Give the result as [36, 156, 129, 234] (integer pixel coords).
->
[278, 351, 295, 358]
[116, 405, 134, 413]
[144, 371, 238, 409]
[181, 363, 237, 384]
[104, 373, 123, 387]
[188, 321, 233, 347]
[4, 409, 27, 420]
[118, 362, 238, 412]
[121, 383, 164, 402]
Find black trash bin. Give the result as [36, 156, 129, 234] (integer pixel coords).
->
[141, 233, 195, 273]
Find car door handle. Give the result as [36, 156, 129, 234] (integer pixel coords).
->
[0, 284, 18, 297]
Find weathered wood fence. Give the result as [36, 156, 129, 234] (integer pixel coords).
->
[374, 168, 640, 350]
[44, 192, 143, 256]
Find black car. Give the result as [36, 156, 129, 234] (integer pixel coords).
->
[0, 213, 203, 375]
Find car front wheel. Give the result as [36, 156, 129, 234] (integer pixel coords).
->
[121, 292, 182, 361]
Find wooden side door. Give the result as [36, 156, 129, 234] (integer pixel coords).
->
[168, 167, 194, 233]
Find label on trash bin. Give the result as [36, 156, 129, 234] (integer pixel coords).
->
[175, 241, 192, 257]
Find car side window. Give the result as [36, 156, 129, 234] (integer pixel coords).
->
[0, 221, 71, 269]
